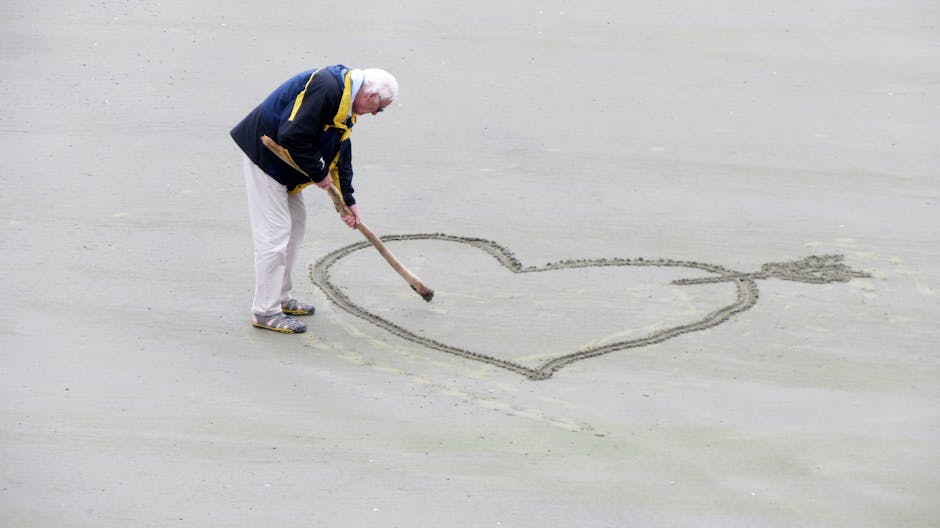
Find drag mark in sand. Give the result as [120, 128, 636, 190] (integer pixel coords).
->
[310, 234, 870, 380]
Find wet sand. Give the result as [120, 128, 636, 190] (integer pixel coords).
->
[2, 1, 939, 527]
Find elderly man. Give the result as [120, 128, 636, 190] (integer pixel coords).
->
[231, 65, 398, 333]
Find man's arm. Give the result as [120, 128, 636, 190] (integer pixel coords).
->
[336, 140, 360, 227]
[335, 140, 355, 204]
[277, 73, 340, 182]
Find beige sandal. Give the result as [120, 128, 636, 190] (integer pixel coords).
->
[252, 312, 307, 333]
[281, 299, 315, 316]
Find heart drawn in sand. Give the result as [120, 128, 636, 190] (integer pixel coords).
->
[310, 234, 869, 380]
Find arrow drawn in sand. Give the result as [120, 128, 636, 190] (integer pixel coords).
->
[310, 234, 870, 380]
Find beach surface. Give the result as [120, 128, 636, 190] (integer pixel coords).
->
[2, 1, 939, 526]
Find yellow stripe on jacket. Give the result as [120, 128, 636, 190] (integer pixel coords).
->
[288, 69, 320, 122]
[286, 70, 356, 196]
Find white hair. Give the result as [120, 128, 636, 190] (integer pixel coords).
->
[362, 68, 398, 102]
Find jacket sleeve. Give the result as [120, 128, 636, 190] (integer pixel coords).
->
[336, 140, 355, 206]
[276, 73, 340, 182]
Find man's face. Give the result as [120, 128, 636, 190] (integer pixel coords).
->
[352, 90, 389, 116]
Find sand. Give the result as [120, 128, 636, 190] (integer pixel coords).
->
[2, 1, 939, 527]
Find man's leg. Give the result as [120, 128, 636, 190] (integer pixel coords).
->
[280, 190, 306, 305]
[243, 155, 291, 317]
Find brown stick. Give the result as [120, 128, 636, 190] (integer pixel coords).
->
[260, 135, 434, 301]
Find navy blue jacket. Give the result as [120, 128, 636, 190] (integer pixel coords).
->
[231, 65, 356, 204]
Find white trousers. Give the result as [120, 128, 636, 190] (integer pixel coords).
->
[243, 154, 306, 316]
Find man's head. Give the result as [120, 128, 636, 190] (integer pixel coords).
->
[352, 68, 398, 116]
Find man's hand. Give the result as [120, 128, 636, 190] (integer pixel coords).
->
[315, 176, 333, 190]
[342, 204, 362, 228]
